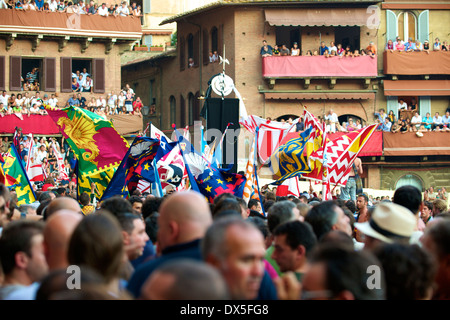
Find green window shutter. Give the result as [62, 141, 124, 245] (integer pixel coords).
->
[387, 96, 398, 115]
[143, 0, 151, 14]
[418, 10, 429, 44]
[386, 10, 397, 43]
[419, 96, 431, 117]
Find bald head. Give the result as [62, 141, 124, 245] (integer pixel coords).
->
[45, 197, 81, 221]
[44, 210, 83, 270]
[157, 191, 212, 251]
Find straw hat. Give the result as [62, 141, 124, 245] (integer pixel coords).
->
[354, 202, 416, 244]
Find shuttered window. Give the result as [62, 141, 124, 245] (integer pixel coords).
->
[203, 29, 209, 65]
[179, 36, 185, 71]
[9, 56, 22, 91]
[418, 10, 429, 44]
[386, 10, 397, 42]
[92, 58, 105, 93]
[0, 56, 5, 91]
[60, 57, 72, 92]
[43, 57, 56, 92]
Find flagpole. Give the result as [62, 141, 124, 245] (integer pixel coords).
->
[321, 121, 328, 201]
[254, 127, 266, 217]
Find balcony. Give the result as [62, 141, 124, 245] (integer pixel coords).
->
[262, 55, 377, 79]
[383, 51, 450, 76]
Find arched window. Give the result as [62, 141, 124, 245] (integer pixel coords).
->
[397, 11, 417, 41]
[180, 94, 186, 128]
[170, 95, 176, 126]
[187, 33, 194, 66]
[395, 174, 423, 191]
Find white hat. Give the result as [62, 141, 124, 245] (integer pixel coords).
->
[354, 202, 416, 244]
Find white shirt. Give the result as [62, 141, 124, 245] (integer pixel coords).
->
[108, 95, 117, 107]
[325, 112, 338, 123]
[48, 98, 58, 108]
[398, 102, 407, 110]
[411, 115, 422, 124]
[98, 6, 108, 16]
[0, 94, 9, 106]
[49, 0, 58, 11]
[433, 116, 443, 124]
[117, 5, 129, 16]
[329, 45, 337, 53]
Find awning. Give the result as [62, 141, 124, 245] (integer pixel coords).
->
[383, 80, 450, 96]
[264, 8, 370, 27]
[264, 92, 375, 100]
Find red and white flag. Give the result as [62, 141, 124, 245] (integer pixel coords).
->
[137, 179, 151, 193]
[276, 176, 302, 198]
[26, 134, 44, 182]
[52, 144, 69, 181]
[240, 115, 298, 163]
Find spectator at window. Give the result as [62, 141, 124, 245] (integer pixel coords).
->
[404, 38, 417, 52]
[82, 75, 93, 93]
[355, 119, 362, 129]
[385, 39, 394, 52]
[272, 45, 280, 56]
[336, 43, 344, 56]
[423, 40, 430, 54]
[421, 112, 433, 131]
[23, 79, 32, 91]
[442, 41, 448, 51]
[280, 44, 290, 56]
[97, 2, 108, 16]
[72, 77, 80, 92]
[319, 41, 329, 56]
[26, 67, 38, 84]
[433, 38, 441, 51]
[31, 80, 40, 91]
[188, 58, 195, 68]
[291, 42, 300, 56]
[432, 112, 444, 131]
[260, 40, 273, 57]
[212, 51, 219, 62]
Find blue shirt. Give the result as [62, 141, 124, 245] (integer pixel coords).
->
[320, 46, 329, 55]
[380, 121, 392, 132]
[35, 0, 44, 10]
[67, 97, 79, 107]
[404, 42, 417, 51]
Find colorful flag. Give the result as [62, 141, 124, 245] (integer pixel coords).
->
[242, 136, 260, 203]
[100, 137, 161, 201]
[26, 134, 44, 182]
[52, 143, 69, 181]
[45, 105, 129, 200]
[1, 144, 36, 205]
[268, 126, 313, 185]
[240, 115, 299, 163]
[0, 153, 5, 184]
[177, 135, 246, 203]
[275, 177, 302, 198]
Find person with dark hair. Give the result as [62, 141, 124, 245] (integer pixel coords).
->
[421, 200, 434, 225]
[127, 191, 212, 298]
[212, 198, 242, 219]
[421, 218, 450, 299]
[355, 194, 369, 242]
[128, 195, 143, 214]
[213, 192, 236, 205]
[373, 243, 436, 300]
[141, 197, 163, 219]
[0, 220, 48, 299]
[271, 220, 317, 282]
[115, 212, 150, 263]
[38, 191, 55, 203]
[263, 199, 275, 212]
[68, 211, 126, 297]
[301, 243, 385, 300]
[144, 212, 159, 246]
[140, 259, 230, 300]
[248, 198, 261, 213]
[100, 196, 133, 217]
[79, 192, 95, 215]
[235, 197, 250, 219]
[305, 201, 352, 242]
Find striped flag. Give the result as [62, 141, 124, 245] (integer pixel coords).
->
[52, 143, 69, 181]
[242, 136, 260, 203]
[240, 115, 299, 163]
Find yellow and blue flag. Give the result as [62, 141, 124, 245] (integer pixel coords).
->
[268, 126, 313, 185]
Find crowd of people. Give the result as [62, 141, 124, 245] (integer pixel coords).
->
[0, 179, 449, 301]
[260, 40, 377, 58]
[0, 0, 142, 18]
[386, 36, 448, 53]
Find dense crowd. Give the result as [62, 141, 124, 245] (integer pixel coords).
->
[0, 177, 449, 300]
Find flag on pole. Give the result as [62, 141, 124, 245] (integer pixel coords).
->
[45, 105, 129, 201]
[242, 136, 260, 203]
[268, 126, 313, 185]
[100, 136, 161, 201]
[52, 143, 69, 181]
[26, 134, 44, 182]
[240, 115, 299, 163]
[1, 144, 36, 205]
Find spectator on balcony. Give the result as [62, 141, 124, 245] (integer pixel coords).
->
[387, 110, 396, 124]
[414, 40, 423, 52]
[56, 0, 64, 11]
[48, 94, 58, 108]
[96, 96, 106, 109]
[352, 49, 360, 57]
[404, 38, 417, 52]
[442, 111, 450, 131]
[87, 97, 96, 109]
[378, 117, 392, 132]
[48, 0, 57, 11]
[108, 3, 115, 15]
[328, 41, 337, 55]
[260, 40, 273, 57]
[116, 1, 130, 16]
[118, 91, 126, 113]
[319, 42, 329, 56]
[442, 41, 448, 51]
[97, 2, 108, 16]
[133, 97, 143, 115]
[345, 118, 357, 132]
[421, 112, 433, 131]
[366, 41, 377, 57]
[67, 93, 79, 107]
[375, 108, 387, 122]
[107, 92, 117, 113]
[34, 0, 43, 10]
[411, 112, 422, 132]
[395, 39, 405, 52]
[344, 45, 352, 57]
[432, 112, 445, 131]
[291, 42, 300, 56]
[23, 79, 32, 91]
[31, 92, 42, 109]
[280, 44, 290, 56]
[423, 40, 431, 54]
[77, 93, 86, 108]
[433, 38, 441, 51]
[336, 44, 344, 56]
[398, 98, 407, 112]
[305, 50, 312, 56]
[0, 0, 8, 9]
[125, 90, 134, 114]
[325, 109, 339, 133]
[385, 39, 395, 52]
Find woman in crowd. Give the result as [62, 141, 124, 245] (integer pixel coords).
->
[395, 39, 405, 51]
[387, 110, 397, 123]
[124, 89, 133, 114]
[72, 77, 80, 92]
[291, 42, 300, 56]
[117, 91, 126, 114]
